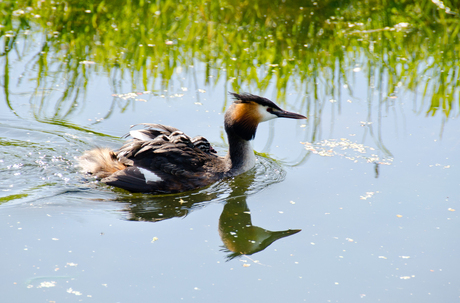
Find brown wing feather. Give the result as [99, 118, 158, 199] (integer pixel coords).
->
[97, 124, 222, 193]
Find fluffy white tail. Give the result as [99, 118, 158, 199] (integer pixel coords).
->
[79, 148, 126, 178]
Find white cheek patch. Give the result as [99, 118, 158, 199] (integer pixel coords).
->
[138, 167, 162, 183]
[258, 105, 277, 122]
[130, 130, 152, 141]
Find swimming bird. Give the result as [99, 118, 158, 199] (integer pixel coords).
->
[79, 92, 306, 194]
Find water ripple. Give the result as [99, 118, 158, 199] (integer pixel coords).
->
[1, 120, 286, 216]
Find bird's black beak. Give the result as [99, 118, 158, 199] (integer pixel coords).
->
[274, 109, 307, 120]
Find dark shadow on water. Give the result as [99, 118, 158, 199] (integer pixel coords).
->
[114, 156, 301, 259]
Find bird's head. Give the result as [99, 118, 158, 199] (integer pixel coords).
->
[224, 92, 307, 141]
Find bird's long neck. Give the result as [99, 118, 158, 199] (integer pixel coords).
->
[224, 131, 256, 176]
[223, 103, 258, 176]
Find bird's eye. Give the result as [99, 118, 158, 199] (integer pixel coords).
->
[266, 107, 273, 113]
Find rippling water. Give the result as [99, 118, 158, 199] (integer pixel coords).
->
[1, 121, 81, 203]
[2, 1, 460, 302]
[0, 116, 285, 212]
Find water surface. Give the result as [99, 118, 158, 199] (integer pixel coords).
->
[1, 1, 460, 302]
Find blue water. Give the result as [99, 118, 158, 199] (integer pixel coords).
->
[1, 32, 460, 303]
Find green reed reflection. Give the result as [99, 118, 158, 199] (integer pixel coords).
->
[1, 0, 459, 120]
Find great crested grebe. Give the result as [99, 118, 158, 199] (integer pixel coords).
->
[79, 93, 306, 193]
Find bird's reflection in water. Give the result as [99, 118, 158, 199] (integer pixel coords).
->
[116, 156, 301, 259]
[218, 169, 301, 260]
[219, 198, 301, 260]
[118, 184, 222, 222]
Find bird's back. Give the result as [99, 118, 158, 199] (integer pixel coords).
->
[80, 124, 225, 194]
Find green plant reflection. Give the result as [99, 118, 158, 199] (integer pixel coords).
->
[1, 0, 459, 123]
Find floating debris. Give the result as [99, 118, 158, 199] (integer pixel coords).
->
[347, 22, 412, 35]
[66, 262, 78, 267]
[431, 0, 456, 15]
[79, 60, 95, 65]
[37, 281, 56, 288]
[394, 22, 410, 31]
[399, 276, 414, 280]
[67, 288, 83, 295]
[112, 91, 156, 101]
[428, 163, 451, 169]
[301, 138, 393, 165]
[360, 191, 378, 200]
